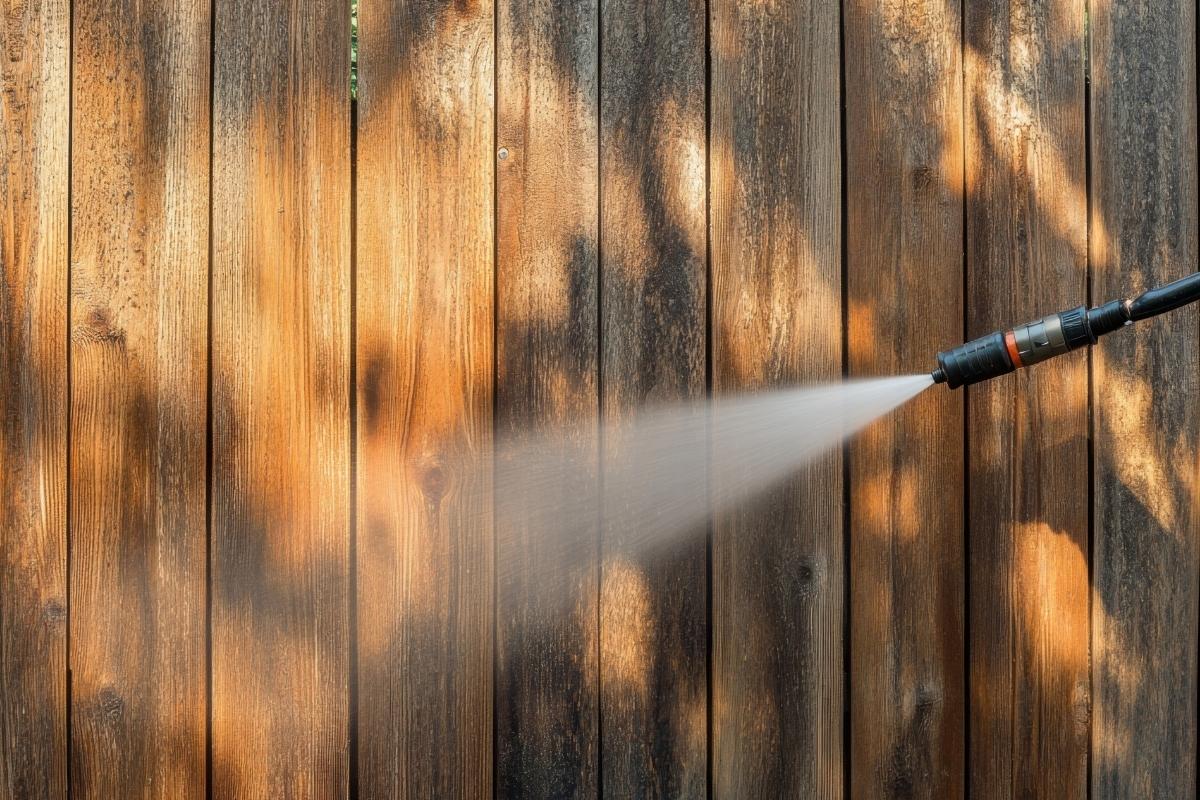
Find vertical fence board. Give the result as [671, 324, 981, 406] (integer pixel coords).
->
[355, 0, 494, 796]
[964, 1, 1089, 797]
[0, 0, 69, 797]
[1090, 0, 1200, 794]
[69, 0, 209, 796]
[599, 0, 707, 795]
[211, 1, 350, 795]
[710, 0, 843, 794]
[845, 0, 965, 797]
[495, 0, 599, 794]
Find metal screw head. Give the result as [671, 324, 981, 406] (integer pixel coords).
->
[498, 147, 509, 161]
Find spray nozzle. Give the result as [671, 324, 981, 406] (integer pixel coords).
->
[933, 271, 1200, 389]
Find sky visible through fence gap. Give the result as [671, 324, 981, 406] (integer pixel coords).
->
[351, 0, 359, 98]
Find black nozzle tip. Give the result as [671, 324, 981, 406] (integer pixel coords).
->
[934, 330, 1014, 389]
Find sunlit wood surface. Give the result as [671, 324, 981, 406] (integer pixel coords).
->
[964, 1, 1089, 797]
[70, 0, 208, 797]
[2, 0, 1198, 797]
[211, 2, 350, 797]
[845, 0, 967, 796]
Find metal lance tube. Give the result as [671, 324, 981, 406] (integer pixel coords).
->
[932, 271, 1200, 389]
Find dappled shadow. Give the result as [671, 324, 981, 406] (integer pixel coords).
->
[960, 1, 1092, 796]
[68, 0, 210, 793]
[5, 0, 1199, 797]
[843, 0, 966, 796]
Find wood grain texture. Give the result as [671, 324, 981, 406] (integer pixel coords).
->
[0, 0, 69, 796]
[211, 1, 350, 795]
[844, 0, 964, 797]
[68, 1, 209, 796]
[709, 0, 842, 795]
[964, 1, 1089, 797]
[495, 0, 599, 794]
[599, 0, 706, 795]
[1090, 0, 1200, 794]
[355, 0, 494, 796]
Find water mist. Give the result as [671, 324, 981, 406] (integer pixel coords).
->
[494, 375, 934, 591]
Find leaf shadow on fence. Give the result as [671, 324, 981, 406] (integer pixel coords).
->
[28, 0, 1199, 795]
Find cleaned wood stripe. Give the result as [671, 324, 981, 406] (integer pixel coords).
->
[355, 0, 495, 795]
[211, 1, 351, 795]
[710, 0, 843, 794]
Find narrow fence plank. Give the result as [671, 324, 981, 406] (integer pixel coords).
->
[0, 0, 69, 796]
[845, 0, 965, 797]
[495, 0, 600, 793]
[710, 0, 842, 794]
[69, 0, 209, 796]
[964, 1, 1089, 797]
[1090, 0, 1200, 794]
[599, 0, 706, 794]
[356, 0, 494, 796]
[211, 1, 350, 795]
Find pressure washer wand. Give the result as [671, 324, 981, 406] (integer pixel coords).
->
[932, 271, 1200, 389]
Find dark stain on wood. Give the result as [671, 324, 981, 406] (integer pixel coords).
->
[599, 0, 707, 791]
[1091, 0, 1200, 795]
[359, 349, 387, 434]
[495, 0, 599, 793]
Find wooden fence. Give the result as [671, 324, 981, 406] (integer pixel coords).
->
[2, 0, 1197, 797]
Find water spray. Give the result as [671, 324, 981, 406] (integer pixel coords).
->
[932, 271, 1200, 389]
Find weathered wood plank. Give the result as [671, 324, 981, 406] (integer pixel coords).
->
[0, 0, 69, 796]
[1090, 0, 1200, 794]
[844, 0, 965, 797]
[69, 0, 209, 796]
[211, 1, 351, 795]
[963, 1, 1089, 796]
[599, 0, 706, 795]
[495, 0, 599, 794]
[355, 0, 494, 796]
[709, 0, 842, 794]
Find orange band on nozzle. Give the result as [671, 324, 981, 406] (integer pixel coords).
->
[1004, 330, 1023, 368]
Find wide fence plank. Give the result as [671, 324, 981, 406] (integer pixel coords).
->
[1090, 0, 1200, 794]
[845, 0, 965, 797]
[210, 1, 351, 795]
[963, 1, 1089, 797]
[69, 0, 209, 796]
[599, 0, 706, 795]
[0, 1, 69, 797]
[710, 0, 843, 794]
[495, 0, 600, 794]
[355, 0, 494, 796]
